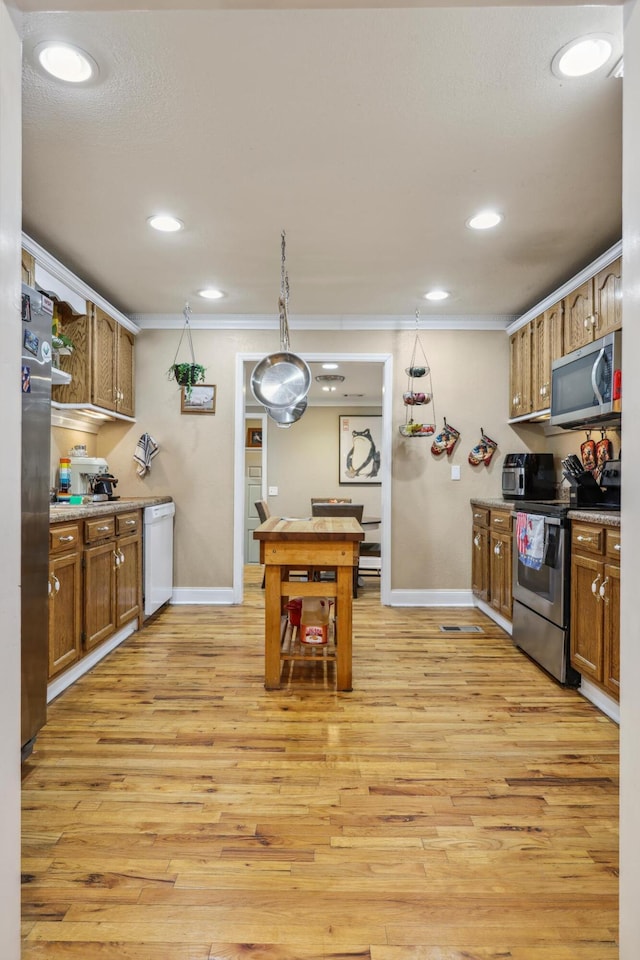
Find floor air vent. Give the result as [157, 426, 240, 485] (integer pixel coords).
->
[439, 625, 484, 634]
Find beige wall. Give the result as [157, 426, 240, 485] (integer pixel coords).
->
[0, 3, 22, 956]
[87, 323, 601, 595]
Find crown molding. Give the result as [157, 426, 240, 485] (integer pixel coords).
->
[131, 312, 515, 332]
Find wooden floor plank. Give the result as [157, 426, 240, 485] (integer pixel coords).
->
[22, 565, 619, 958]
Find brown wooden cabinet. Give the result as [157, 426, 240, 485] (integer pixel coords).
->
[48, 522, 82, 678]
[531, 302, 563, 413]
[52, 302, 135, 417]
[489, 509, 513, 620]
[570, 521, 620, 700]
[509, 322, 533, 418]
[471, 506, 490, 603]
[49, 508, 143, 683]
[593, 257, 622, 339]
[83, 511, 141, 650]
[563, 259, 622, 354]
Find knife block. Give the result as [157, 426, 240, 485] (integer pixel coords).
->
[563, 469, 603, 508]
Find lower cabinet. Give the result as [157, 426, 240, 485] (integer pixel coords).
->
[471, 504, 514, 620]
[489, 509, 513, 620]
[50, 509, 142, 679]
[471, 507, 490, 602]
[48, 522, 82, 679]
[570, 521, 620, 700]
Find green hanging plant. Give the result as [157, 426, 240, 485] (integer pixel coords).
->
[168, 362, 206, 400]
[167, 302, 206, 400]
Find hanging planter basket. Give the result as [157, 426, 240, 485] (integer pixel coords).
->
[168, 304, 207, 400]
[399, 311, 436, 438]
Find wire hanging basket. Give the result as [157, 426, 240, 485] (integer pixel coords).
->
[399, 311, 436, 437]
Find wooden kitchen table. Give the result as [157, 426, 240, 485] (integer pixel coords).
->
[253, 516, 364, 691]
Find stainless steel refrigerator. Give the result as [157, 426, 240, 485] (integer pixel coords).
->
[21, 283, 53, 761]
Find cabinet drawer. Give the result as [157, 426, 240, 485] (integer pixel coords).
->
[50, 522, 81, 555]
[471, 507, 490, 528]
[116, 511, 140, 537]
[85, 516, 116, 543]
[606, 526, 621, 560]
[572, 522, 604, 555]
[490, 510, 512, 532]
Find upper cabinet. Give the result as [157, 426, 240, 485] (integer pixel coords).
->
[52, 303, 135, 418]
[22, 233, 139, 423]
[509, 322, 533, 419]
[509, 248, 622, 422]
[562, 258, 622, 354]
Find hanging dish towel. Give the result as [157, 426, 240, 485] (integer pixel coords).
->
[133, 433, 159, 478]
[516, 512, 546, 571]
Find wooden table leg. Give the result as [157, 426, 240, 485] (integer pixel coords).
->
[335, 565, 353, 692]
[264, 564, 283, 689]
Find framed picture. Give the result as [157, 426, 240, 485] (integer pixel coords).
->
[339, 415, 382, 485]
[181, 384, 216, 414]
[246, 427, 263, 449]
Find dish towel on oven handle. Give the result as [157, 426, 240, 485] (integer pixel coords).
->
[516, 512, 546, 571]
[133, 432, 159, 478]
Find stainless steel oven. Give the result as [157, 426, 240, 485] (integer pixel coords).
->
[512, 501, 580, 686]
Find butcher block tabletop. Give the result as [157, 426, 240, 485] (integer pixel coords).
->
[253, 516, 364, 542]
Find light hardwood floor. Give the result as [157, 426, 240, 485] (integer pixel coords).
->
[22, 567, 619, 960]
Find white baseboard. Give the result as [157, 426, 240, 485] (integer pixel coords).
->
[47, 620, 137, 703]
[473, 597, 513, 635]
[171, 587, 235, 605]
[578, 678, 620, 723]
[389, 588, 473, 607]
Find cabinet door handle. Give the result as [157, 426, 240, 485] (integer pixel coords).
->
[48, 578, 52, 597]
[58, 534, 75, 543]
[97, 525, 111, 533]
[577, 535, 596, 544]
[493, 517, 505, 525]
[113, 550, 120, 566]
[494, 542, 502, 557]
[614, 543, 621, 553]
[124, 519, 136, 526]
[591, 313, 599, 329]
[599, 577, 609, 601]
[119, 550, 125, 565]
[51, 574, 60, 593]
[473, 535, 480, 548]
[591, 574, 602, 600]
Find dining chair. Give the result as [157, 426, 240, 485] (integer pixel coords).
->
[310, 502, 364, 597]
[310, 497, 352, 506]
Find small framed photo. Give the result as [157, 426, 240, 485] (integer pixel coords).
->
[246, 427, 263, 449]
[181, 384, 216, 414]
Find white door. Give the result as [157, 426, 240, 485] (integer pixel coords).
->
[245, 467, 262, 563]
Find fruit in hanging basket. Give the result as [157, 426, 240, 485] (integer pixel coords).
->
[399, 421, 436, 437]
[403, 391, 432, 406]
[405, 365, 429, 378]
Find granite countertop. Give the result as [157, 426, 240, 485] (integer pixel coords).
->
[470, 498, 515, 511]
[567, 509, 621, 527]
[50, 495, 173, 523]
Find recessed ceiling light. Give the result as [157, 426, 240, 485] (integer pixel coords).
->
[34, 41, 97, 83]
[322, 363, 339, 370]
[467, 210, 503, 231]
[198, 288, 225, 300]
[424, 289, 449, 302]
[147, 215, 184, 233]
[552, 35, 613, 78]
[322, 386, 337, 392]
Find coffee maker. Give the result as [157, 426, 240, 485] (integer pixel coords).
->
[67, 457, 119, 499]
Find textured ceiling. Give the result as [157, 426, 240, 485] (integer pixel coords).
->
[20, 3, 623, 323]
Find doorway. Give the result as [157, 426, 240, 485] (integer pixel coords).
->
[233, 351, 393, 605]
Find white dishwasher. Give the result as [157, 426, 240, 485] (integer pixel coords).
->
[143, 501, 175, 617]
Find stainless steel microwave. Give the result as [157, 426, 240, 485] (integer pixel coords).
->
[550, 332, 621, 429]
